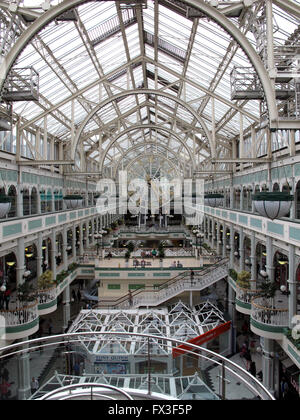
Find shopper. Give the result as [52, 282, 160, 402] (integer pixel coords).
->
[128, 290, 133, 307]
[3, 289, 11, 310]
[190, 269, 195, 286]
[0, 378, 12, 400]
[77, 289, 81, 303]
[249, 361, 256, 378]
[31, 377, 39, 395]
[47, 319, 53, 335]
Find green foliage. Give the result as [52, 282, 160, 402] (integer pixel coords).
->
[237, 270, 251, 289]
[68, 262, 78, 272]
[37, 270, 54, 290]
[17, 282, 37, 302]
[125, 250, 131, 260]
[158, 242, 165, 259]
[127, 242, 135, 253]
[229, 268, 238, 281]
[260, 280, 278, 299]
[284, 328, 300, 350]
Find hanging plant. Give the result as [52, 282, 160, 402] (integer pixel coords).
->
[37, 270, 54, 290]
[237, 270, 251, 289]
[204, 193, 224, 208]
[63, 194, 83, 209]
[252, 191, 293, 220]
[0, 195, 11, 218]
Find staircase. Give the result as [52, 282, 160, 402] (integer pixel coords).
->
[97, 258, 229, 309]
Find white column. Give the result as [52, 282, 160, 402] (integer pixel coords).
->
[239, 228, 245, 272]
[16, 237, 25, 287]
[62, 225, 68, 271]
[36, 232, 43, 280]
[262, 338, 275, 393]
[63, 285, 71, 332]
[50, 229, 57, 281]
[17, 339, 31, 400]
[288, 244, 297, 328]
[72, 224, 76, 261]
[250, 231, 257, 285]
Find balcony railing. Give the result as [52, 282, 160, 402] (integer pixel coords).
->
[0, 300, 39, 339]
[38, 287, 57, 314]
[251, 295, 288, 331]
[236, 281, 261, 308]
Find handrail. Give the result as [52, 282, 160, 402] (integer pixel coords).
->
[97, 258, 228, 309]
[0, 331, 275, 401]
[251, 297, 288, 312]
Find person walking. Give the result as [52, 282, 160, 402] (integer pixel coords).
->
[72, 288, 76, 303]
[190, 269, 195, 286]
[128, 290, 133, 307]
[77, 288, 81, 303]
[47, 319, 53, 335]
[3, 289, 11, 310]
[31, 377, 39, 395]
[0, 378, 12, 400]
[248, 361, 256, 378]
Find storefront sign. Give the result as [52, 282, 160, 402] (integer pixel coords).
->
[95, 355, 129, 362]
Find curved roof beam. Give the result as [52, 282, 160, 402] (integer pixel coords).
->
[99, 124, 196, 174]
[73, 89, 212, 160]
[0, 0, 278, 150]
[125, 151, 181, 179]
[112, 141, 185, 179]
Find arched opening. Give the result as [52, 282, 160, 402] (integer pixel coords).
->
[24, 243, 37, 283]
[7, 185, 17, 218]
[296, 264, 300, 314]
[56, 233, 63, 267]
[23, 188, 30, 216]
[296, 180, 300, 219]
[273, 251, 289, 290]
[256, 242, 267, 280]
[2, 252, 17, 294]
[31, 187, 38, 215]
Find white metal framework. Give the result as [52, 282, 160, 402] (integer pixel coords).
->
[0, 0, 298, 181]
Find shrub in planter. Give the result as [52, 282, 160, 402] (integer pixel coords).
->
[38, 270, 54, 290]
[229, 268, 238, 281]
[237, 271, 251, 289]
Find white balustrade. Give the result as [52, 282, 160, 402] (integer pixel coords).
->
[38, 287, 57, 306]
[251, 295, 288, 327]
[119, 262, 228, 308]
[0, 300, 39, 327]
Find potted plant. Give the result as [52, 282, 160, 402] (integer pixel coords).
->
[127, 242, 135, 253]
[260, 280, 278, 308]
[237, 270, 251, 289]
[63, 194, 83, 209]
[158, 242, 165, 267]
[17, 282, 37, 303]
[124, 250, 131, 267]
[37, 270, 54, 290]
[0, 194, 11, 218]
[229, 268, 238, 282]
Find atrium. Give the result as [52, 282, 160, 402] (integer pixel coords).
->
[0, 0, 299, 402]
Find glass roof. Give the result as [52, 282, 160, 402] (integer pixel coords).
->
[1, 0, 300, 176]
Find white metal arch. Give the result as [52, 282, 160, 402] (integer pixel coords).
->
[72, 89, 212, 161]
[0, 0, 278, 145]
[112, 141, 185, 179]
[125, 151, 181, 179]
[99, 124, 196, 173]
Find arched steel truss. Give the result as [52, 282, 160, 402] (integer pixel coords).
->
[99, 123, 196, 174]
